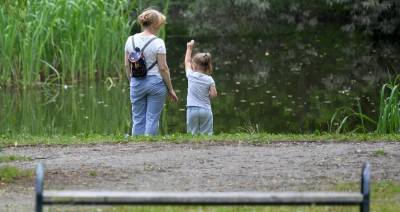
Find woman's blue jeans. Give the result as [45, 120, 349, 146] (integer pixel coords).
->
[130, 75, 167, 135]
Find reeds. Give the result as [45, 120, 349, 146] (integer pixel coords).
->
[329, 102, 376, 133]
[158, 0, 170, 135]
[376, 76, 400, 133]
[0, 0, 133, 87]
[330, 75, 400, 134]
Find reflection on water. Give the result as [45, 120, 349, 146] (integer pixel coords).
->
[0, 26, 396, 135]
[0, 84, 131, 135]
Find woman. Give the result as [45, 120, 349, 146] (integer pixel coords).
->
[124, 9, 178, 136]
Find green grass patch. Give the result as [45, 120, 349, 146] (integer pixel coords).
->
[89, 171, 97, 177]
[0, 155, 32, 163]
[0, 166, 33, 184]
[96, 181, 398, 212]
[373, 149, 387, 157]
[1, 133, 400, 147]
[336, 181, 400, 212]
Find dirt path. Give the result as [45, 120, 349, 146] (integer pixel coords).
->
[1, 141, 399, 211]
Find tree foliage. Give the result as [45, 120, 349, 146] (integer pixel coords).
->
[328, 0, 400, 38]
[176, 0, 400, 40]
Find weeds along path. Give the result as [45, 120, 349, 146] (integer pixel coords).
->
[1, 141, 400, 210]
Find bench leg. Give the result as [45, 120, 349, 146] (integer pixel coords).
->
[36, 163, 44, 212]
[360, 162, 370, 212]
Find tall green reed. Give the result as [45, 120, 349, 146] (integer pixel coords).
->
[330, 75, 400, 134]
[376, 76, 400, 133]
[0, 0, 132, 87]
[159, 0, 170, 135]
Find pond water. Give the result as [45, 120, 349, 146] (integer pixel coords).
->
[0, 26, 395, 135]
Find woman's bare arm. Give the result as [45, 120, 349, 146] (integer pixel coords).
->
[157, 53, 178, 102]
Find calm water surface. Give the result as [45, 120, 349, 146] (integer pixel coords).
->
[1, 28, 394, 135]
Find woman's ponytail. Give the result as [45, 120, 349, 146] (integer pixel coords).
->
[137, 9, 166, 29]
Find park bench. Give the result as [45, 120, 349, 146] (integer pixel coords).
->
[35, 162, 370, 212]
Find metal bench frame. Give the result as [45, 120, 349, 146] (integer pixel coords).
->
[35, 162, 370, 212]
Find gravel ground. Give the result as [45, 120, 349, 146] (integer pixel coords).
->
[1, 141, 399, 211]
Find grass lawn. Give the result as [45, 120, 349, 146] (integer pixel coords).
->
[0, 166, 33, 184]
[1, 133, 400, 147]
[94, 181, 399, 212]
[0, 155, 32, 163]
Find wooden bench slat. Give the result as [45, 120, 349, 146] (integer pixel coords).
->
[43, 191, 363, 205]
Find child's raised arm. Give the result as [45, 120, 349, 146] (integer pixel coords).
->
[185, 40, 194, 71]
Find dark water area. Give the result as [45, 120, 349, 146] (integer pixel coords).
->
[1, 26, 397, 135]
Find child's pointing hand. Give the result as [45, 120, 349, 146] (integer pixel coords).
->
[187, 40, 195, 49]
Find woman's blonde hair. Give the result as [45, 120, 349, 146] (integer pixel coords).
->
[192, 53, 213, 75]
[138, 9, 166, 29]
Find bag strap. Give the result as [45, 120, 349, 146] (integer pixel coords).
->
[131, 35, 157, 52]
[142, 37, 158, 71]
[141, 37, 157, 51]
[131, 36, 135, 49]
[147, 61, 158, 71]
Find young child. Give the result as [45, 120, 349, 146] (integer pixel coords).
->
[184, 40, 217, 135]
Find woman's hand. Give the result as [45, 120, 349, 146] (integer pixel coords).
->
[168, 89, 179, 102]
[187, 40, 195, 49]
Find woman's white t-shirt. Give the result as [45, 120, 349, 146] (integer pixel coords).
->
[124, 34, 166, 78]
[186, 68, 215, 110]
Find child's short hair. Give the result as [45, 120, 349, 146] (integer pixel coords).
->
[192, 53, 213, 75]
[138, 9, 166, 29]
